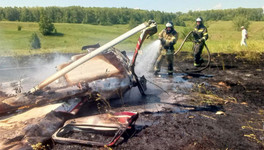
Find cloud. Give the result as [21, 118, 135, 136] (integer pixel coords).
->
[194, 8, 204, 11]
[213, 3, 222, 10]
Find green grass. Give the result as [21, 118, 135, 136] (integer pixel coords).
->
[206, 21, 264, 53]
[0, 21, 147, 56]
[0, 21, 264, 59]
[175, 21, 264, 61]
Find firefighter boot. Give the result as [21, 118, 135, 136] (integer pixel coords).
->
[154, 70, 159, 75]
[194, 58, 204, 67]
[168, 71, 173, 76]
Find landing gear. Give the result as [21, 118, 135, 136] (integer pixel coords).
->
[132, 72, 147, 96]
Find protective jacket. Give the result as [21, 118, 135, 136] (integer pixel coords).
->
[193, 24, 208, 42]
[192, 23, 208, 66]
[154, 29, 178, 74]
[159, 29, 178, 50]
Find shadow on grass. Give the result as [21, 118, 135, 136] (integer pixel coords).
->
[47, 32, 64, 37]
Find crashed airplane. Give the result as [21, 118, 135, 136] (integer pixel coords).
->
[0, 20, 157, 149]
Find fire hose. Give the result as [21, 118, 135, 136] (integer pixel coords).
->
[174, 31, 211, 73]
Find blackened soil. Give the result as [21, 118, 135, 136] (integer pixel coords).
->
[113, 53, 264, 150]
[9, 52, 263, 150]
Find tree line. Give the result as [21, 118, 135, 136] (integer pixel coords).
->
[0, 6, 186, 26]
[181, 8, 264, 21]
[0, 7, 263, 26]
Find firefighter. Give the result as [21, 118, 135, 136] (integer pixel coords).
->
[193, 17, 208, 67]
[154, 21, 178, 75]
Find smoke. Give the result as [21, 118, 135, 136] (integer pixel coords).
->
[0, 54, 72, 94]
[135, 40, 160, 77]
[0, 39, 161, 96]
[30, 54, 70, 81]
[21, 54, 71, 92]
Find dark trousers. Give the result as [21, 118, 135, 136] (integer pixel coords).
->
[193, 42, 204, 64]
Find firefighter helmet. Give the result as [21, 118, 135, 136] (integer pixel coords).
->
[166, 22, 173, 28]
[196, 17, 203, 22]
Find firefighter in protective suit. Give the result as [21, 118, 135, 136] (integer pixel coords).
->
[154, 22, 178, 75]
[193, 17, 208, 67]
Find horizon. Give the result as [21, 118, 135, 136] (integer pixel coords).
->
[0, 0, 264, 13]
[0, 5, 263, 14]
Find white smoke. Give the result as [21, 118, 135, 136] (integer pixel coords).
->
[0, 54, 72, 94]
[22, 54, 71, 92]
[30, 54, 70, 81]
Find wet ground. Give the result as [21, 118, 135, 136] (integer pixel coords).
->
[112, 53, 264, 150]
[1, 52, 264, 149]
[51, 52, 264, 149]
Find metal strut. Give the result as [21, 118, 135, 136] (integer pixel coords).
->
[130, 21, 157, 96]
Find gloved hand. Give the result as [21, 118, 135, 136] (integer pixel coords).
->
[193, 39, 199, 43]
[198, 38, 204, 43]
[164, 46, 169, 49]
[160, 38, 166, 45]
[169, 42, 174, 47]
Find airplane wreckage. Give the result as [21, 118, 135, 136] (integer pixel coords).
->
[0, 20, 157, 149]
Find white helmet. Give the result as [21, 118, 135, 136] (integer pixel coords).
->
[166, 22, 173, 28]
[196, 17, 202, 22]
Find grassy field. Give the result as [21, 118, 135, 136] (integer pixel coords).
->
[0, 21, 144, 56]
[0, 21, 264, 58]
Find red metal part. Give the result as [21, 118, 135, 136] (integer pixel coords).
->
[131, 38, 143, 65]
[130, 34, 147, 96]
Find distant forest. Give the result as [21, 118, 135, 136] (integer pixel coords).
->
[0, 7, 263, 26]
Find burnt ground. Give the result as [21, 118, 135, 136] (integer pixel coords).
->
[1, 52, 264, 149]
[116, 53, 264, 150]
[50, 53, 264, 150]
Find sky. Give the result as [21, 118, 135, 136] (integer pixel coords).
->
[0, 0, 264, 13]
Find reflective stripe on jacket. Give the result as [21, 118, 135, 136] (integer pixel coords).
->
[159, 29, 178, 50]
[193, 25, 208, 41]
